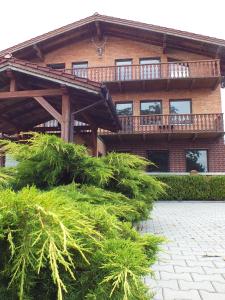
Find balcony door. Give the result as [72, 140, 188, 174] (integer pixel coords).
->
[169, 99, 192, 124]
[115, 101, 133, 132]
[72, 62, 88, 78]
[140, 58, 160, 79]
[140, 100, 162, 125]
[115, 59, 132, 81]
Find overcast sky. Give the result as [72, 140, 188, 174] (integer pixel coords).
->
[1, 0, 225, 109]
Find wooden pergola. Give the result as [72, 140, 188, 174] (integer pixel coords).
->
[0, 56, 120, 155]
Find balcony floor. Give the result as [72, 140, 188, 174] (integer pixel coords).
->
[100, 131, 224, 143]
[104, 76, 220, 92]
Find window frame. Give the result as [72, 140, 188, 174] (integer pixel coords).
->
[115, 59, 133, 81]
[47, 63, 65, 70]
[139, 57, 161, 64]
[140, 99, 163, 115]
[169, 99, 192, 125]
[185, 149, 208, 173]
[169, 99, 192, 114]
[140, 100, 163, 125]
[139, 57, 161, 79]
[147, 150, 170, 173]
[72, 61, 88, 78]
[115, 101, 133, 116]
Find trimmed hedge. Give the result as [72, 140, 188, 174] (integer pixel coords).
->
[156, 175, 225, 200]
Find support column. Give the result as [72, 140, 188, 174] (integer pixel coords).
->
[61, 93, 72, 142]
[91, 126, 98, 157]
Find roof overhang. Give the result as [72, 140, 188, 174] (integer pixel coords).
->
[1, 14, 225, 73]
[0, 57, 121, 133]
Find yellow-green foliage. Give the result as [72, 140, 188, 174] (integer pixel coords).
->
[0, 134, 165, 299]
[0, 186, 164, 300]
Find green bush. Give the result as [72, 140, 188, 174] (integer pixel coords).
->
[0, 186, 164, 300]
[0, 133, 165, 299]
[157, 175, 225, 200]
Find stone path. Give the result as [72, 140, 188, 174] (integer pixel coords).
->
[140, 201, 225, 300]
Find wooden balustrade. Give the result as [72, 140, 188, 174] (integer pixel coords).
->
[98, 113, 224, 135]
[36, 113, 224, 136]
[65, 59, 220, 83]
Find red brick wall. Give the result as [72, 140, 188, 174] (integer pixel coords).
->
[105, 137, 225, 172]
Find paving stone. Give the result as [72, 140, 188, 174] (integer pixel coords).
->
[160, 259, 187, 267]
[199, 291, 225, 300]
[163, 288, 201, 300]
[213, 281, 225, 293]
[186, 260, 214, 267]
[160, 271, 192, 281]
[141, 202, 225, 299]
[191, 273, 225, 283]
[152, 264, 174, 272]
[203, 267, 225, 275]
[174, 266, 204, 274]
[178, 280, 215, 292]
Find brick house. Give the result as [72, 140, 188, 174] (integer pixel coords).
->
[1, 13, 225, 173]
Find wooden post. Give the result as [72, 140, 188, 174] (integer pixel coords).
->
[61, 93, 71, 142]
[91, 127, 98, 157]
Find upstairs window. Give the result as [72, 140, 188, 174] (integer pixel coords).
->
[140, 100, 162, 125]
[169, 99, 192, 124]
[47, 63, 65, 70]
[115, 59, 132, 81]
[115, 102, 133, 115]
[72, 62, 88, 78]
[147, 150, 169, 172]
[186, 149, 208, 172]
[140, 58, 160, 79]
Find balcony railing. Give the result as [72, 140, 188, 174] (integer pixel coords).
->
[98, 113, 224, 135]
[66, 60, 220, 83]
[36, 113, 224, 136]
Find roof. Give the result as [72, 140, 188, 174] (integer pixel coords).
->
[1, 13, 225, 56]
[0, 56, 101, 93]
[0, 56, 121, 133]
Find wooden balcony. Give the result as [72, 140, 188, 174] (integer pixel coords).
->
[98, 113, 224, 141]
[66, 59, 221, 91]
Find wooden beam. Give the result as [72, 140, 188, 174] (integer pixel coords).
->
[61, 93, 72, 142]
[163, 34, 167, 54]
[72, 99, 105, 116]
[0, 89, 63, 99]
[95, 21, 102, 40]
[34, 96, 62, 124]
[33, 44, 44, 61]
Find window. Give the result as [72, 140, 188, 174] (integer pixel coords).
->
[47, 63, 65, 70]
[115, 102, 133, 132]
[147, 150, 169, 172]
[115, 102, 133, 115]
[169, 99, 192, 124]
[72, 62, 88, 78]
[168, 58, 189, 78]
[186, 150, 208, 172]
[115, 59, 132, 81]
[140, 58, 160, 79]
[140, 100, 162, 125]
[4, 155, 18, 167]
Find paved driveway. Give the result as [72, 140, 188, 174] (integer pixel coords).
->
[140, 201, 225, 300]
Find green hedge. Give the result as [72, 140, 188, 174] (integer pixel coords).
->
[156, 175, 225, 200]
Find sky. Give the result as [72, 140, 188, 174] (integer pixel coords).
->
[1, 0, 225, 109]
